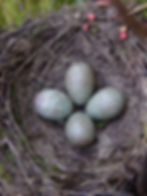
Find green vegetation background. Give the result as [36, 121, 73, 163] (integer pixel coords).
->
[0, 0, 146, 28]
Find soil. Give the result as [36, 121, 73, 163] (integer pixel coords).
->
[1, 1, 147, 196]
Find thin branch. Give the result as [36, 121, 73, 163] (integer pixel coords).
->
[130, 3, 147, 15]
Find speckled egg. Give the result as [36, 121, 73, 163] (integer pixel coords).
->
[86, 87, 126, 120]
[65, 62, 95, 105]
[34, 89, 73, 121]
[65, 112, 96, 146]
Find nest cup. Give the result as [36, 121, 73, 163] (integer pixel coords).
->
[1, 2, 147, 196]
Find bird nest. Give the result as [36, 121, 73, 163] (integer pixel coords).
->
[1, 2, 147, 196]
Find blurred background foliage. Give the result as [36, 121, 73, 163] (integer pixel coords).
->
[0, 0, 146, 28]
[0, 0, 86, 28]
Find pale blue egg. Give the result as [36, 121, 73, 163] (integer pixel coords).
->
[86, 87, 126, 120]
[65, 112, 96, 146]
[34, 89, 73, 121]
[65, 62, 95, 105]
